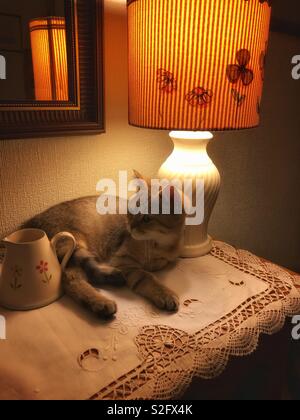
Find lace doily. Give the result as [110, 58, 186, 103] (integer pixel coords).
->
[0, 241, 299, 401]
[90, 241, 300, 400]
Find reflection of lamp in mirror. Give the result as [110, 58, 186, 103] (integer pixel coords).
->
[29, 17, 69, 101]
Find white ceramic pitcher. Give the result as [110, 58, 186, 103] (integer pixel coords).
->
[0, 229, 76, 311]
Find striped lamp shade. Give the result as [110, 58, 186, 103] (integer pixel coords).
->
[30, 17, 69, 101]
[127, 0, 271, 131]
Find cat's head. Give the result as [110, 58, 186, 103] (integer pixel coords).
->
[127, 171, 186, 245]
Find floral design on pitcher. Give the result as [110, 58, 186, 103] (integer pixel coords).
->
[10, 266, 23, 290]
[36, 261, 52, 284]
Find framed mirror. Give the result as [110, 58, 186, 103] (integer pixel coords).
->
[0, 0, 104, 139]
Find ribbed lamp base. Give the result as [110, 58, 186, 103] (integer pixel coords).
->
[181, 236, 213, 258]
[158, 131, 221, 258]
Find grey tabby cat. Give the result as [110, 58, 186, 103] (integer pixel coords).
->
[23, 172, 185, 318]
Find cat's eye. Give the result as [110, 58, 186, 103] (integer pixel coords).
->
[143, 215, 151, 224]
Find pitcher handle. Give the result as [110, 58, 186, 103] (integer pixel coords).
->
[51, 232, 76, 271]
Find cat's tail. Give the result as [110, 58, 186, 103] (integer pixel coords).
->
[70, 247, 126, 287]
[62, 266, 118, 318]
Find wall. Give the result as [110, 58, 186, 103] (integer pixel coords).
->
[0, 0, 299, 272]
[209, 32, 300, 272]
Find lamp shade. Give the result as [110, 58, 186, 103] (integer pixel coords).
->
[29, 17, 69, 101]
[128, 0, 271, 131]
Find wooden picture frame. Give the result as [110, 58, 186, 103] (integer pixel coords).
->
[0, 0, 104, 139]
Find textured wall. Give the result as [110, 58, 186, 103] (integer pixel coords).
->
[0, 1, 299, 272]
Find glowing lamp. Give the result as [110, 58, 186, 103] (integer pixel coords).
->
[128, 0, 271, 257]
[29, 17, 69, 101]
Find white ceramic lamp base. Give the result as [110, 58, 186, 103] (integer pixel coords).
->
[158, 131, 221, 258]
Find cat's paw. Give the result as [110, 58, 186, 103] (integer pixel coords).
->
[154, 290, 180, 312]
[91, 298, 117, 319]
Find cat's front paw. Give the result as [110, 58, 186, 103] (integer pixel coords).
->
[154, 289, 179, 312]
[91, 298, 117, 319]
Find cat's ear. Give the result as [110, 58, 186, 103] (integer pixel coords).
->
[133, 170, 151, 186]
[133, 170, 144, 180]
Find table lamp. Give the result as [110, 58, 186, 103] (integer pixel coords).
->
[30, 17, 69, 101]
[127, 0, 271, 257]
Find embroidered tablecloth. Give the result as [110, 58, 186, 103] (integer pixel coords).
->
[0, 241, 299, 400]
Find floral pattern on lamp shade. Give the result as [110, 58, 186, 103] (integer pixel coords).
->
[156, 69, 177, 93]
[226, 49, 254, 86]
[155, 40, 268, 112]
[259, 42, 269, 81]
[185, 87, 213, 107]
[231, 89, 246, 108]
[259, 0, 271, 6]
[129, 0, 271, 130]
[244, 0, 271, 6]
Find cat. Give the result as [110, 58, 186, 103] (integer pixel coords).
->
[23, 172, 186, 319]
